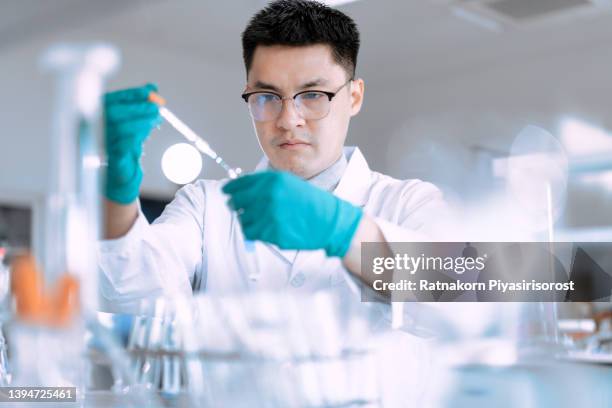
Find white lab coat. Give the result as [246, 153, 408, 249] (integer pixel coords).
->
[98, 146, 446, 312]
[98, 146, 447, 405]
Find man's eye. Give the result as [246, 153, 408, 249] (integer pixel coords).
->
[256, 94, 278, 103]
[301, 92, 324, 100]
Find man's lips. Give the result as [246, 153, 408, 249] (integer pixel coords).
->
[278, 141, 311, 149]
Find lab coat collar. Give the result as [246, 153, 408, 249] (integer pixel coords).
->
[333, 146, 372, 207]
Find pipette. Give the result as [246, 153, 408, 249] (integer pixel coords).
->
[148, 92, 242, 179]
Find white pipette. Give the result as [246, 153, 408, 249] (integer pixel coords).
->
[148, 92, 242, 179]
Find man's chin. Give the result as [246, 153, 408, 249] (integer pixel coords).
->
[270, 156, 313, 177]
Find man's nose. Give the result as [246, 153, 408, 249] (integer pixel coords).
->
[275, 98, 306, 130]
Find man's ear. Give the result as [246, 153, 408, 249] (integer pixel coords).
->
[350, 78, 365, 117]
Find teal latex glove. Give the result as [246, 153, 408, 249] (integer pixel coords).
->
[104, 83, 161, 204]
[222, 171, 363, 258]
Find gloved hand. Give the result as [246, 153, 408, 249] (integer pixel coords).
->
[104, 83, 161, 204]
[222, 171, 363, 258]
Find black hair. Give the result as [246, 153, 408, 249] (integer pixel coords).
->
[241, 0, 360, 79]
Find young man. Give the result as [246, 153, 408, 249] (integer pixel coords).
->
[100, 0, 445, 312]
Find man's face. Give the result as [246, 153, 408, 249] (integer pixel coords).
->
[245, 44, 364, 179]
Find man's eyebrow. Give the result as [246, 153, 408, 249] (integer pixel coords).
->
[250, 78, 330, 92]
[252, 81, 281, 92]
[299, 78, 328, 89]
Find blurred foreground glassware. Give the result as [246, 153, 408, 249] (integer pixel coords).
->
[175, 291, 382, 408]
[0, 327, 10, 386]
[122, 292, 382, 407]
[4, 43, 164, 407]
[5, 42, 116, 393]
[126, 297, 187, 400]
[86, 313, 165, 407]
[517, 302, 562, 356]
[40, 42, 120, 313]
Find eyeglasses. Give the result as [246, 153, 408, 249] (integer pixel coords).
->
[241, 79, 353, 122]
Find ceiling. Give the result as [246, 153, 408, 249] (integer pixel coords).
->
[4, 0, 612, 84]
